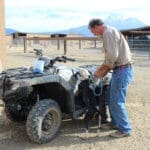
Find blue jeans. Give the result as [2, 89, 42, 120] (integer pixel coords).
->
[107, 65, 134, 133]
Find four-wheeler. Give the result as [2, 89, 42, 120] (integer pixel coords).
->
[0, 49, 111, 143]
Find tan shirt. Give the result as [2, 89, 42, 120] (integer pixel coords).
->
[102, 25, 132, 69]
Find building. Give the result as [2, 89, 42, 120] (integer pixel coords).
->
[121, 26, 150, 51]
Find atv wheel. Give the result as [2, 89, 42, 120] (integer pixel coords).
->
[4, 107, 26, 122]
[26, 99, 62, 144]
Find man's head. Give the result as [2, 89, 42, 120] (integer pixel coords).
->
[88, 18, 105, 36]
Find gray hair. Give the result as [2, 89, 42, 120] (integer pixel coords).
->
[88, 18, 104, 28]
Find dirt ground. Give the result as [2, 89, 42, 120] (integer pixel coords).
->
[0, 46, 150, 150]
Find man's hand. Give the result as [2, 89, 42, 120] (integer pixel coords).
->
[94, 65, 110, 79]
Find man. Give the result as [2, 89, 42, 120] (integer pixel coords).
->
[88, 18, 134, 138]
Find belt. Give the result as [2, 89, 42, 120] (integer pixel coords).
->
[113, 64, 132, 70]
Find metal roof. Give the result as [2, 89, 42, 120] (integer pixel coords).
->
[121, 26, 150, 36]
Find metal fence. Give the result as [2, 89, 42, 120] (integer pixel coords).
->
[128, 39, 150, 51]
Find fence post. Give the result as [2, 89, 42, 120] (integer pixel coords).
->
[94, 40, 97, 48]
[23, 38, 27, 53]
[148, 45, 150, 60]
[57, 39, 60, 50]
[79, 40, 81, 49]
[64, 39, 67, 55]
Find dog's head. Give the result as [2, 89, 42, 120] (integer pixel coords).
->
[76, 69, 90, 81]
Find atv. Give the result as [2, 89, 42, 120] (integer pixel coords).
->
[0, 49, 112, 143]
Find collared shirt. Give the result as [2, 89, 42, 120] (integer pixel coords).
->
[102, 25, 133, 69]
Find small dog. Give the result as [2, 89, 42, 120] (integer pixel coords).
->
[78, 79, 101, 132]
[74, 69, 101, 132]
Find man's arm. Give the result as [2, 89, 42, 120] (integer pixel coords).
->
[94, 64, 111, 79]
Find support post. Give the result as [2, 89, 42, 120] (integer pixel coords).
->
[0, 0, 6, 70]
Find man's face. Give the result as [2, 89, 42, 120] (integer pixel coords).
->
[89, 25, 103, 36]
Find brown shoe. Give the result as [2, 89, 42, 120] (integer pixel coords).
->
[100, 123, 118, 130]
[109, 131, 130, 138]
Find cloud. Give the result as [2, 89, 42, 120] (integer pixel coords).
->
[5, 0, 150, 32]
[5, 0, 150, 11]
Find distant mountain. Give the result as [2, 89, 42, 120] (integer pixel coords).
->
[5, 16, 146, 37]
[59, 25, 93, 37]
[59, 16, 146, 36]
[104, 16, 145, 30]
[5, 28, 18, 35]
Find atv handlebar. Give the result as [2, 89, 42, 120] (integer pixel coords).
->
[49, 56, 75, 67]
[34, 49, 43, 56]
[62, 56, 75, 62]
[33, 49, 76, 67]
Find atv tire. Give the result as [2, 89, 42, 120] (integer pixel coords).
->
[26, 99, 62, 144]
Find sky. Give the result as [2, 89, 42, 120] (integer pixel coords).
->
[5, 0, 150, 32]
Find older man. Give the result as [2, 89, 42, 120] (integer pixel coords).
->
[88, 18, 134, 138]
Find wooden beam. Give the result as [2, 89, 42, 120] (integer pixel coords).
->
[25, 37, 98, 41]
[0, 0, 6, 69]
